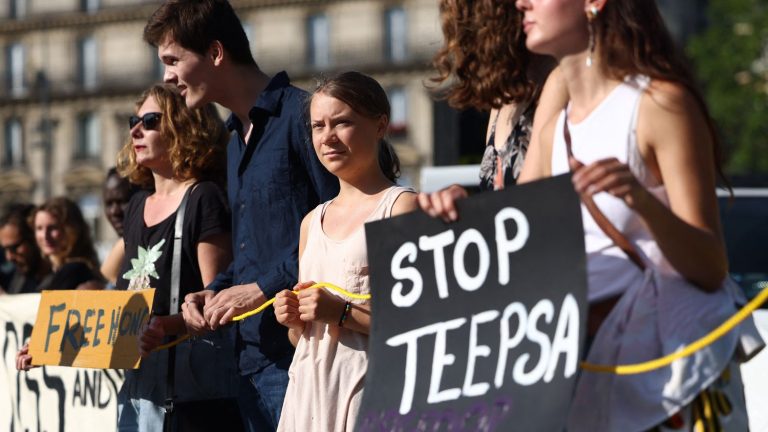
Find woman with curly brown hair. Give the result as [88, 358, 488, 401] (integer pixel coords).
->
[109, 84, 241, 432]
[420, 0, 566, 220]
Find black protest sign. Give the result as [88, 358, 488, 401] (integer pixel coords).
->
[357, 174, 587, 431]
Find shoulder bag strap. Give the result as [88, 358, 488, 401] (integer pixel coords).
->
[164, 184, 195, 431]
[170, 185, 193, 316]
[562, 115, 647, 271]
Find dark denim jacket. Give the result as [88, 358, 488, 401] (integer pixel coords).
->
[208, 72, 339, 374]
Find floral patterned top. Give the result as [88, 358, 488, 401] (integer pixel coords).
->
[478, 101, 536, 191]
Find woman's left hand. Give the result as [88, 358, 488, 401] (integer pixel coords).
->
[16, 342, 37, 371]
[570, 157, 649, 209]
[138, 316, 167, 358]
[296, 285, 346, 325]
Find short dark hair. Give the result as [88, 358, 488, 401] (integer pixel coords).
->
[311, 71, 401, 183]
[0, 203, 36, 243]
[144, 0, 256, 67]
[104, 166, 141, 198]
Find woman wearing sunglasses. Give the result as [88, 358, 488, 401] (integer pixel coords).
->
[110, 84, 241, 432]
[0, 203, 50, 294]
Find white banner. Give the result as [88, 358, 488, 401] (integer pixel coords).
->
[1, 293, 124, 432]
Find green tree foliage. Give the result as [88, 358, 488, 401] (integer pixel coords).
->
[688, 0, 768, 175]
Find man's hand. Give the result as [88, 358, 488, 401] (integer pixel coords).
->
[203, 283, 266, 329]
[182, 290, 215, 335]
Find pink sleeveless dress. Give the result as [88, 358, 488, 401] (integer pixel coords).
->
[277, 186, 414, 432]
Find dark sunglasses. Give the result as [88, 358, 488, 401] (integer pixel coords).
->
[129, 112, 162, 130]
[2, 241, 24, 254]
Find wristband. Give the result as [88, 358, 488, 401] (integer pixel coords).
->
[338, 302, 352, 328]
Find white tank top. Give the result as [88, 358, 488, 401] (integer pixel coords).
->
[553, 76, 765, 431]
[551, 75, 668, 302]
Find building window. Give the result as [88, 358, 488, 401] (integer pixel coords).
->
[76, 113, 100, 160]
[307, 14, 330, 69]
[77, 193, 101, 243]
[3, 119, 24, 167]
[10, 0, 27, 19]
[6, 43, 25, 96]
[151, 47, 164, 81]
[388, 86, 408, 136]
[242, 23, 254, 49]
[81, 0, 99, 14]
[240, 22, 257, 59]
[77, 36, 98, 90]
[384, 7, 408, 63]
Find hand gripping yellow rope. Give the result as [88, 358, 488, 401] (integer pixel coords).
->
[231, 282, 370, 321]
[153, 282, 370, 352]
[581, 283, 768, 375]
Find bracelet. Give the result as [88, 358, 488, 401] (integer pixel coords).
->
[338, 302, 352, 328]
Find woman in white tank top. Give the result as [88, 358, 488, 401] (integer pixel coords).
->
[273, 72, 417, 432]
[516, 0, 762, 430]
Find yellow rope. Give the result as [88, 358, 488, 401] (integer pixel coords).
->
[581, 282, 768, 375]
[153, 282, 370, 352]
[232, 282, 370, 321]
[153, 335, 189, 352]
[154, 282, 768, 375]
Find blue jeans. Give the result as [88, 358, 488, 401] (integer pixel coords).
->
[237, 357, 291, 432]
[117, 394, 165, 432]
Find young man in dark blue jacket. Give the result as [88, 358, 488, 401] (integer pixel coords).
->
[144, 1, 339, 430]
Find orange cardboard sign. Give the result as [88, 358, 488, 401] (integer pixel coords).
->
[28, 289, 155, 369]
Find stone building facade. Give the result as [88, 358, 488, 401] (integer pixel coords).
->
[0, 0, 444, 249]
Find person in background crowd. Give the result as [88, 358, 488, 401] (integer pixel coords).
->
[144, 1, 339, 430]
[33, 197, 104, 291]
[104, 167, 141, 237]
[101, 167, 141, 286]
[274, 71, 417, 432]
[0, 203, 50, 294]
[515, 0, 762, 429]
[420, 0, 567, 221]
[112, 84, 240, 432]
[0, 249, 12, 288]
[15, 197, 104, 371]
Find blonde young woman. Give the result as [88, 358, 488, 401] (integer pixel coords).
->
[274, 72, 418, 432]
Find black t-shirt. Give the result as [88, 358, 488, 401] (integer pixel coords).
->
[38, 261, 98, 291]
[116, 182, 230, 315]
